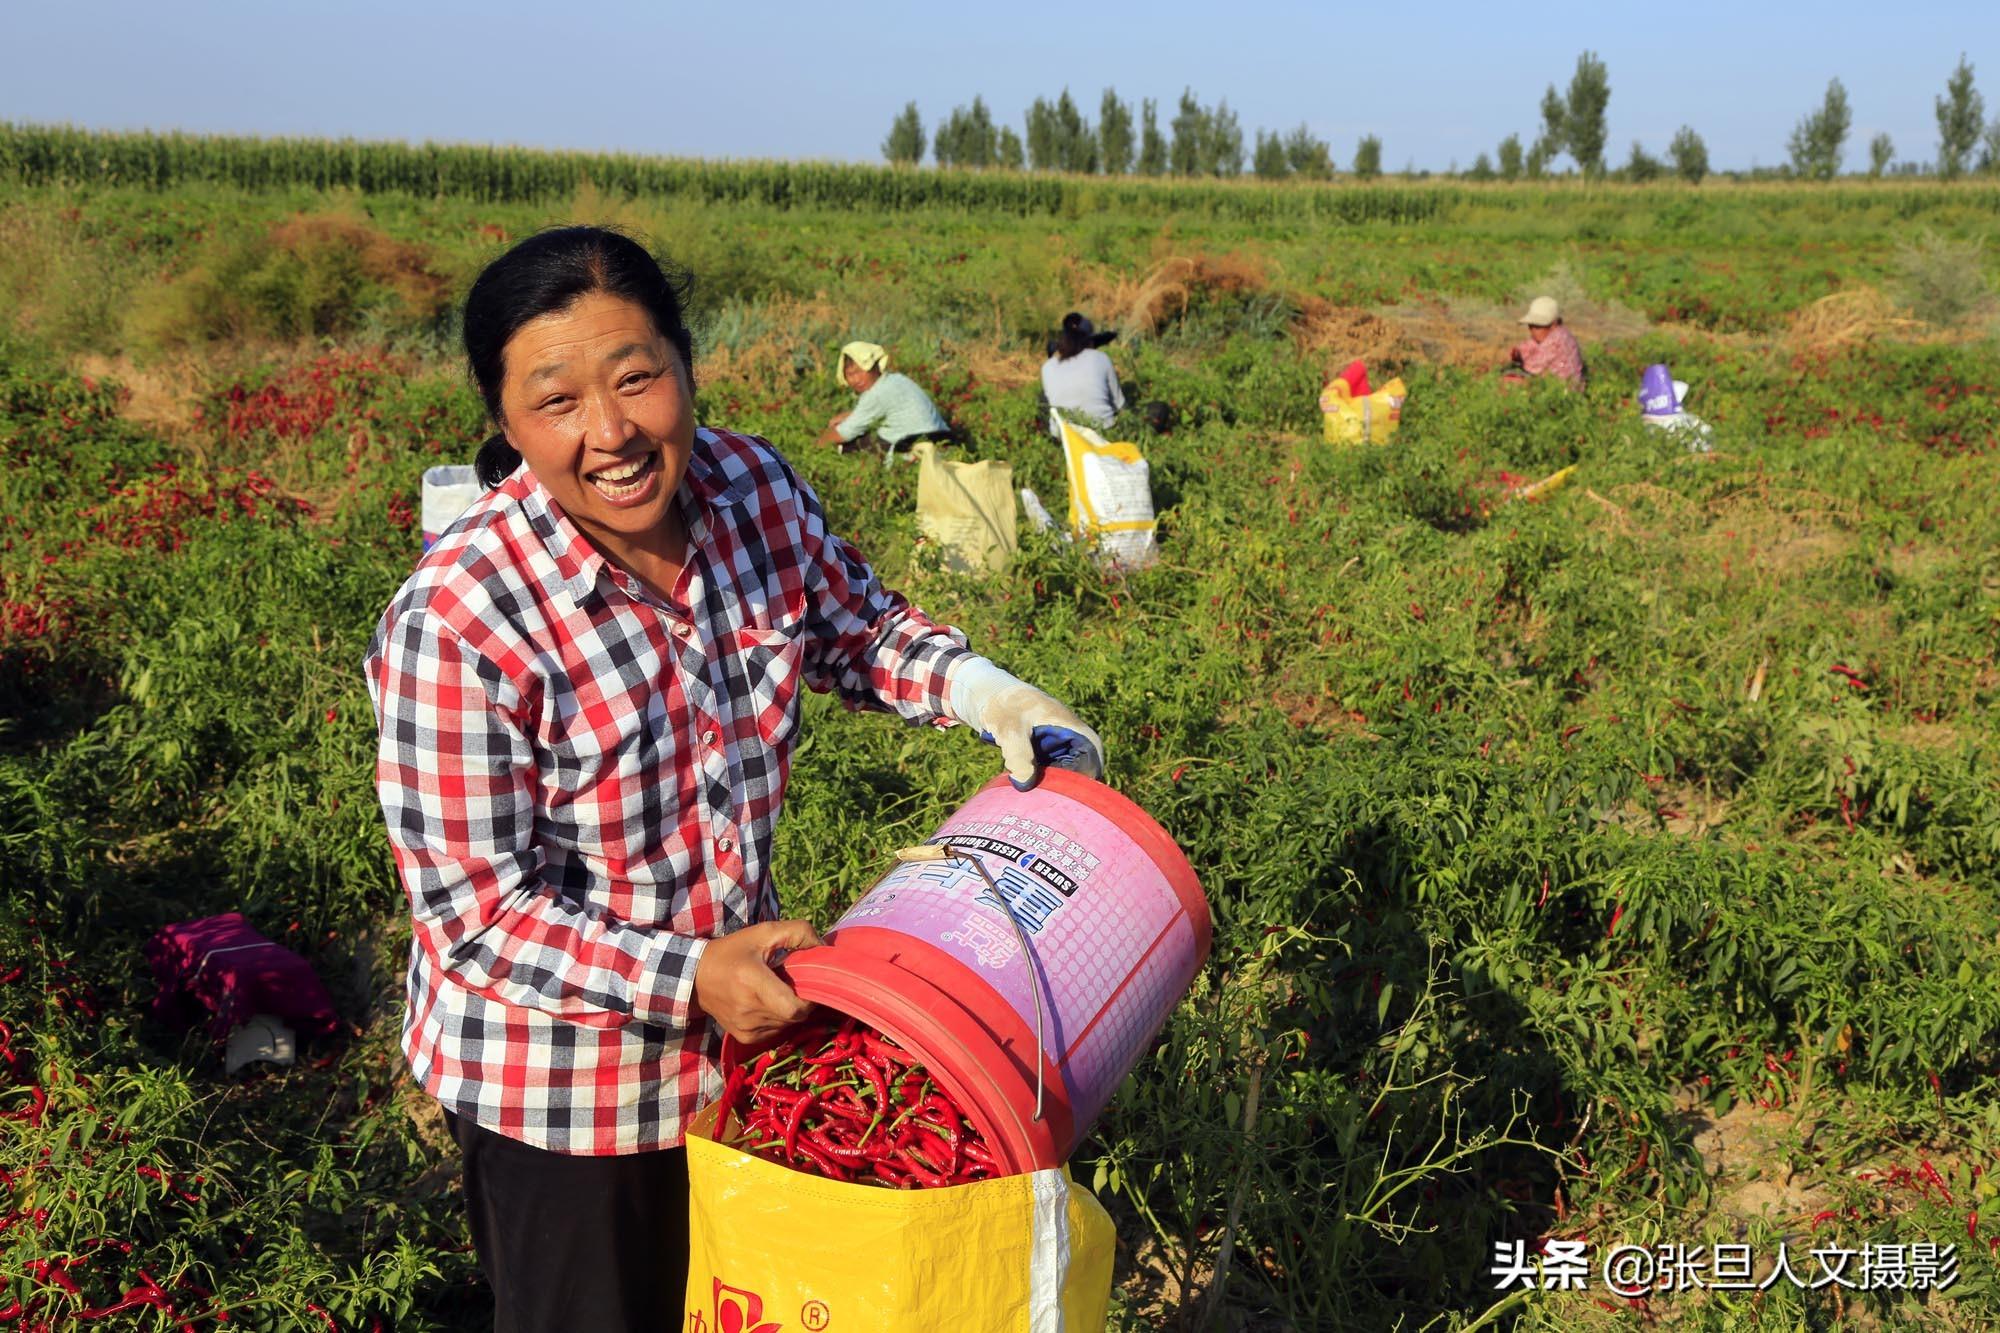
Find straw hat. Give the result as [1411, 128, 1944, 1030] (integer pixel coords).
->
[1517, 296, 1561, 327]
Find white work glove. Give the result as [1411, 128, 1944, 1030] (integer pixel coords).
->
[945, 656, 1105, 790]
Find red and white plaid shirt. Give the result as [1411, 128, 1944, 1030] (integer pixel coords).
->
[365, 428, 968, 1155]
[1512, 324, 1587, 387]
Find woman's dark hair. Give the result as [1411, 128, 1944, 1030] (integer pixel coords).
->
[1052, 310, 1115, 361]
[464, 226, 697, 487]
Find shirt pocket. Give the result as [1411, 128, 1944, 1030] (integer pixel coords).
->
[720, 625, 805, 750]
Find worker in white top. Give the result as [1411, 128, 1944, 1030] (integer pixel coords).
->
[1040, 313, 1124, 437]
[816, 342, 951, 452]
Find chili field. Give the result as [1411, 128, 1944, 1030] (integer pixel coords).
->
[2, 150, 2000, 1329]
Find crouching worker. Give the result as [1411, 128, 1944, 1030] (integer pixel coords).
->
[1504, 296, 1586, 388]
[1041, 311, 1125, 437]
[816, 340, 952, 454]
[365, 228, 1102, 1333]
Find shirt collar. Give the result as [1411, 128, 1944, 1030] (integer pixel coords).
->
[517, 428, 756, 606]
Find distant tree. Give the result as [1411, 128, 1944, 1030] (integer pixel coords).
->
[1497, 133, 1524, 181]
[1206, 100, 1245, 175]
[1669, 126, 1709, 183]
[1253, 130, 1289, 179]
[1982, 116, 2000, 173]
[967, 97, 999, 166]
[1052, 89, 1096, 172]
[1868, 132, 1895, 177]
[1137, 99, 1167, 175]
[1525, 140, 1551, 179]
[1284, 124, 1333, 179]
[1025, 98, 1058, 170]
[1169, 89, 1208, 175]
[1624, 140, 1663, 182]
[1467, 152, 1496, 181]
[1533, 85, 1568, 168]
[1353, 134, 1383, 179]
[1936, 55, 1983, 179]
[934, 97, 998, 168]
[997, 126, 1025, 170]
[882, 102, 925, 165]
[1098, 89, 1135, 175]
[1788, 78, 1852, 179]
[1564, 51, 1611, 175]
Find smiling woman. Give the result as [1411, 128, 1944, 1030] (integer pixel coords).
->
[364, 226, 1104, 1333]
[465, 232, 703, 595]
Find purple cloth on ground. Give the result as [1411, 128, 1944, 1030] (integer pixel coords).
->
[144, 913, 339, 1041]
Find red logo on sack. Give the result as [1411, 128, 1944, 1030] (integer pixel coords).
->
[712, 1281, 783, 1333]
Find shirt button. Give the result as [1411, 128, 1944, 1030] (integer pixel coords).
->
[718, 837, 735, 853]
[701, 728, 717, 745]
[674, 623, 691, 638]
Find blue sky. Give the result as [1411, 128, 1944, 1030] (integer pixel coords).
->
[2, 2, 1994, 172]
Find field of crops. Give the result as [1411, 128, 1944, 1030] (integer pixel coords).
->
[2, 142, 1999, 1330]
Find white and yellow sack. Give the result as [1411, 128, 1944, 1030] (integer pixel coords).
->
[684, 1104, 1113, 1333]
[912, 439, 1017, 575]
[1056, 413, 1157, 570]
[1319, 376, 1408, 445]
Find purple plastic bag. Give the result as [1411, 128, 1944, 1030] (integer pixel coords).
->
[144, 913, 338, 1042]
[1640, 363, 1679, 417]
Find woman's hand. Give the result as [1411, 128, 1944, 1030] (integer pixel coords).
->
[946, 656, 1105, 789]
[694, 919, 823, 1045]
[816, 411, 851, 447]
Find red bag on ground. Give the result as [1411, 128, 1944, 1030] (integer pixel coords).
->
[144, 913, 339, 1041]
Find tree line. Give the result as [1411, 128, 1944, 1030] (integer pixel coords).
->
[884, 88, 1390, 181]
[884, 54, 2000, 183]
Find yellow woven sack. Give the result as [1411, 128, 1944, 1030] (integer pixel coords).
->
[683, 1103, 1114, 1333]
[1056, 414, 1157, 569]
[1319, 376, 1408, 445]
[912, 439, 1017, 574]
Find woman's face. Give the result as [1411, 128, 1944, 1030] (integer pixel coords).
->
[1529, 324, 1554, 344]
[497, 291, 694, 557]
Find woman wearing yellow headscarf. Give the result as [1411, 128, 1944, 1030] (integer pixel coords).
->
[815, 341, 951, 452]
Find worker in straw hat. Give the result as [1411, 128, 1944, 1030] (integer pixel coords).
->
[1505, 296, 1586, 388]
[817, 341, 951, 453]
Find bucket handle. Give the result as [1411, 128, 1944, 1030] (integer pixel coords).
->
[894, 842, 1048, 1122]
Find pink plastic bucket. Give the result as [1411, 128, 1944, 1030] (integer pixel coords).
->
[770, 770, 1210, 1171]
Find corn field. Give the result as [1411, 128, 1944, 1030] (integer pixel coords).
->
[0, 122, 1459, 223]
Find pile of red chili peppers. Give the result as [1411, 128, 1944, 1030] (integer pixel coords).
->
[719, 1015, 998, 1188]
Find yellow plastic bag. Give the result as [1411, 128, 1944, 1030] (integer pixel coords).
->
[1057, 414, 1156, 569]
[1319, 376, 1408, 445]
[912, 439, 1017, 574]
[683, 1104, 1114, 1333]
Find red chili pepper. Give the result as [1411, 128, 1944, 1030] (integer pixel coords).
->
[897, 1146, 954, 1189]
[781, 1091, 818, 1161]
[858, 1032, 908, 1069]
[852, 1055, 891, 1112]
[792, 1136, 852, 1181]
[804, 1128, 871, 1162]
[5, 1085, 48, 1126]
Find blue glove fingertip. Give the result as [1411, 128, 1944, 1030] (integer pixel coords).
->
[1029, 725, 1104, 779]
